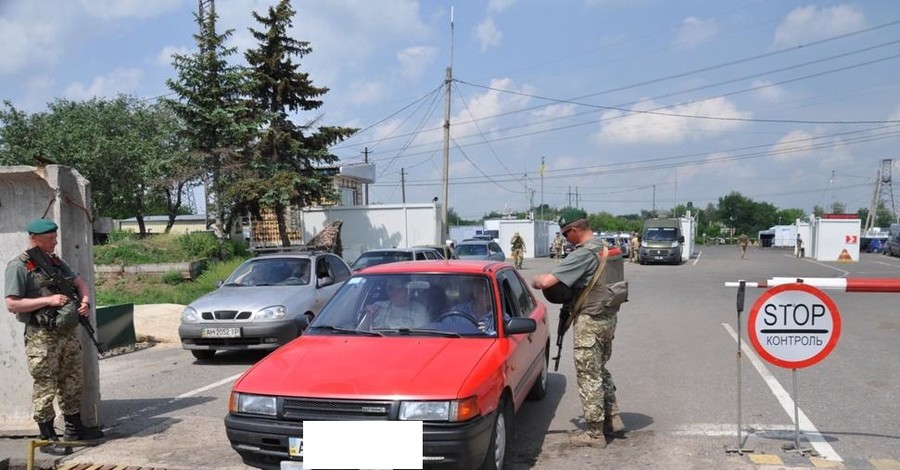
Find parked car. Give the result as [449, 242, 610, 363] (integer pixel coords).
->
[224, 260, 549, 470]
[416, 244, 458, 259]
[178, 251, 351, 360]
[455, 240, 506, 261]
[350, 247, 444, 272]
[885, 236, 900, 256]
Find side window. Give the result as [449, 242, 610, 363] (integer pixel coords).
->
[490, 243, 500, 253]
[326, 255, 351, 282]
[316, 258, 332, 280]
[510, 270, 536, 315]
[496, 270, 522, 318]
[415, 251, 427, 260]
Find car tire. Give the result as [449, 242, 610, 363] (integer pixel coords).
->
[479, 397, 512, 470]
[526, 345, 548, 401]
[191, 350, 216, 360]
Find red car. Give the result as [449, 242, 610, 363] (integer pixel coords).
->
[225, 260, 550, 470]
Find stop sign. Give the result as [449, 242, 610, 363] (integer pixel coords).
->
[747, 283, 841, 369]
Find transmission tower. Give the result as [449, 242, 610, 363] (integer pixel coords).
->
[864, 158, 896, 231]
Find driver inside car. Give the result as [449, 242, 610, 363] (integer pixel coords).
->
[437, 279, 499, 334]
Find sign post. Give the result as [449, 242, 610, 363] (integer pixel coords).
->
[747, 282, 841, 454]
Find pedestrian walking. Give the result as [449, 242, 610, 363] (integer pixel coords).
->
[511, 232, 526, 269]
[738, 234, 749, 259]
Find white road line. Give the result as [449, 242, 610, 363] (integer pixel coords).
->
[692, 251, 702, 266]
[722, 323, 842, 462]
[115, 372, 242, 422]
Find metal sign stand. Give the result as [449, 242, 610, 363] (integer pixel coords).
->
[726, 281, 753, 455]
[781, 369, 818, 456]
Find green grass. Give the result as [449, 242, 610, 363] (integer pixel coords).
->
[96, 257, 247, 306]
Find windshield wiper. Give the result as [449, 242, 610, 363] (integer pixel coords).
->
[375, 328, 462, 338]
[309, 325, 382, 336]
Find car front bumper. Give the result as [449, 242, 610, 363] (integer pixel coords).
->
[178, 318, 301, 351]
[640, 247, 682, 263]
[224, 411, 495, 470]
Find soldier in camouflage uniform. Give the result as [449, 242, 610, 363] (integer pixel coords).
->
[510, 232, 526, 269]
[552, 232, 565, 262]
[4, 219, 103, 454]
[532, 209, 626, 448]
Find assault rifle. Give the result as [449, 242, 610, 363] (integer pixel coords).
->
[26, 247, 104, 353]
[551, 305, 575, 371]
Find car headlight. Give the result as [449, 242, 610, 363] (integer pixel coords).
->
[399, 397, 479, 422]
[182, 306, 200, 323]
[671, 241, 680, 248]
[230, 392, 276, 416]
[640, 241, 648, 248]
[253, 305, 287, 321]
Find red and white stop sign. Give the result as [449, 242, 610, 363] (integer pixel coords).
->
[747, 283, 841, 369]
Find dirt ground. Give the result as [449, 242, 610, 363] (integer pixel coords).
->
[132, 303, 184, 346]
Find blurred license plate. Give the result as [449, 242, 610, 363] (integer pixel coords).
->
[288, 437, 303, 457]
[201, 327, 241, 338]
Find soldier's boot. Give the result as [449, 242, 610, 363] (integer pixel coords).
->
[604, 414, 626, 437]
[37, 421, 72, 455]
[568, 424, 607, 448]
[63, 413, 105, 441]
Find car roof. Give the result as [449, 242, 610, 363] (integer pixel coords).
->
[357, 247, 434, 254]
[252, 252, 321, 260]
[457, 239, 493, 245]
[357, 259, 506, 275]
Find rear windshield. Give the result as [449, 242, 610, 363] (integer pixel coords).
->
[456, 244, 488, 256]
[352, 251, 414, 270]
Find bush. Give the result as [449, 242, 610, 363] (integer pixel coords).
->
[162, 270, 184, 285]
[177, 232, 220, 259]
[96, 257, 248, 305]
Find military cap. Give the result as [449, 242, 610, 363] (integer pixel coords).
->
[27, 218, 58, 235]
[558, 209, 587, 229]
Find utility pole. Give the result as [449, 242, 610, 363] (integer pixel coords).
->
[363, 147, 370, 205]
[401, 168, 406, 204]
[540, 156, 545, 220]
[567, 186, 572, 207]
[575, 187, 579, 208]
[440, 8, 454, 243]
[652, 184, 657, 216]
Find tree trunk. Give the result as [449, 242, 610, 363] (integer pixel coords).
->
[275, 201, 291, 247]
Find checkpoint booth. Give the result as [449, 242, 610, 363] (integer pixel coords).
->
[808, 214, 860, 262]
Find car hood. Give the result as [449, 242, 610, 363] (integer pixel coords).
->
[234, 335, 494, 399]
[189, 285, 314, 311]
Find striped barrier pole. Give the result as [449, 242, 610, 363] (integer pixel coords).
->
[725, 277, 900, 292]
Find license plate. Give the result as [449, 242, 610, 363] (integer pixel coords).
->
[654, 256, 664, 260]
[201, 327, 241, 338]
[280, 461, 303, 470]
[288, 437, 303, 458]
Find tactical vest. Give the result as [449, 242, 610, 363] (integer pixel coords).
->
[15, 253, 79, 331]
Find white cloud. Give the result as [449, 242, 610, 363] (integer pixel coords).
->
[596, 97, 750, 144]
[156, 45, 192, 67]
[529, 103, 577, 132]
[770, 129, 819, 162]
[451, 77, 533, 141]
[673, 17, 718, 50]
[475, 17, 502, 52]
[889, 103, 900, 122]
[63, 68, 143, 100]
[397, 46, 439, 80]
[774, 4, 865, 47]
[0, 17, 63, 74]
[488, 0, 516, 13]
[77, 0, 183, 19]
[346, 80, 385, 105]
[750, 79, 788, 103]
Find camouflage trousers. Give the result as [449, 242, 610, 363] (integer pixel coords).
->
[511, 249, 524, 268]
[25, 326, 83, 422]
[572, 312, 618, 426]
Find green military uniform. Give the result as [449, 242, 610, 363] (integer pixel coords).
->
[510, 233, 525, 269]
[552, 233, 565, 263]
[552, 210, 626, 440]
[5, 250, 84, 423]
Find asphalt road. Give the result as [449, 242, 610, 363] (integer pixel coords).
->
[9, 245, 900, 469]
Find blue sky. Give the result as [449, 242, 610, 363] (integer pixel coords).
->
[2, 1, 900, 220]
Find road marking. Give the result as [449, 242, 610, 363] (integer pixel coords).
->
[115, 373, 242, 422]
[722, 323, 842, 462]
[802, 257, 850, 275]
[692, 251, 702, 266]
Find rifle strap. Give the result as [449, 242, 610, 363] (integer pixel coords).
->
[569, 245, 610, 325]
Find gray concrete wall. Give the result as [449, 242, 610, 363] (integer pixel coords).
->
[0, 165, 100, 433]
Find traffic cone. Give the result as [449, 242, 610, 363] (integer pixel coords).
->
[837, 249, 854, 263]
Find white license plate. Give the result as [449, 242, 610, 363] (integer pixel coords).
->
[201, 327, 241, 338]
[288, 437, 303, 458]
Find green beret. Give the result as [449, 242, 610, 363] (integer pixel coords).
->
[558, 209, 587, 229]
[27, 218, 58, 235]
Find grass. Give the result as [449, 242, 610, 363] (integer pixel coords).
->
[93, 230, 250, 306]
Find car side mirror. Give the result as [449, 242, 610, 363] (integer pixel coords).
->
[678, 236, 685, 243]
[505, 317, 536, 335]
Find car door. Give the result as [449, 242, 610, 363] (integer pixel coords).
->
[496, 268, 544, 404]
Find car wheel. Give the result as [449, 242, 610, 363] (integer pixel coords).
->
[191, 350, 216, 360]
[479, 398, 512, 470]
[526, 345, 549, 401]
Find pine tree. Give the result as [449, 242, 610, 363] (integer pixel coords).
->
[240, 0, 357, 246]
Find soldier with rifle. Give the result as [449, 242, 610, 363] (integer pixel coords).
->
[4, 219, 104, 455]
[532, 209, 628, 448]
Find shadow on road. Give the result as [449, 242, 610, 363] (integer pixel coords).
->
[99, 396, 216, 437]
[507, 372, 567, 469]
[190, 349, 271, 366]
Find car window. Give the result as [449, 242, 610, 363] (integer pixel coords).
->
[415, 251, 427, 260]
[457, 244, 487, 256]
[326, 255, 351, 282]
[423, 250, 439, 260]
[352, 251, 416, 270]
[496, 269, 534, 318]
[226, 258, 311, 286]
[490, 243, 502, 253]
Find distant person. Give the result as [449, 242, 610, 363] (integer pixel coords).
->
[796, 234, 804, 258]
[629, 231, 640, 263]
[552, 232, 565, 263]
[869, 238, 881, 254]
[510, 232, 526, 269]
[738, 234, 750, 259]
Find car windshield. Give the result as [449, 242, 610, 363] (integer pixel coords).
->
[644, 227, 678, 242]
[351, 251, 414, 270]
[308, 273, 498, 337]
[456, 244, 487, 256]
[225, 258, 310, 286]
